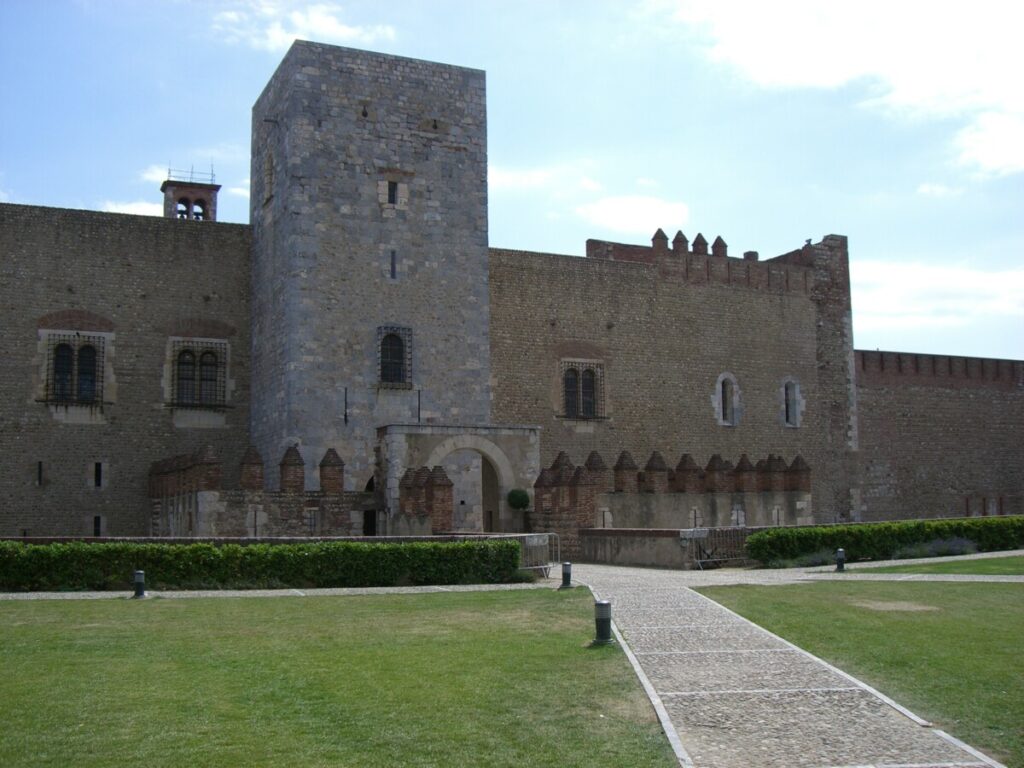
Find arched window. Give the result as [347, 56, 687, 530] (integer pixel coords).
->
[380, 333, 405, 383]
[199, 352, 218, 403]
[53, 344, 73, 402]
[176, 351, 196, 403]
[784, 381, 796, 426]
[192, 200, 207, 221]
[176, 198, 190, 219]
[563, 368, 579, 418]
[782, 378, 802, 427]
[77, 345, 97, 403]
[581, 368, 596, 418]
[721, 378, 733, 423]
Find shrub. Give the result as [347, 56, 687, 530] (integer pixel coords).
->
[746, 516, 1024, 566]
[507, 488, 530, 511]
[0, 539, 522, 592]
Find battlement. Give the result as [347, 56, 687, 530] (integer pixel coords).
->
[582, 229, 824, 294]
[855, 350, 1024, 391]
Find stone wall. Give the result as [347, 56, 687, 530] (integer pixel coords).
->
[149, 444, 385, 537]
[489, 233, 855, 521]
[249, 42, 491, 492]
[856, 350, 1024, 520]
[0, 203, 251, 536]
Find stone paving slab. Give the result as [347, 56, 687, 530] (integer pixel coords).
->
[642, 649, 852, 694]
[662, 688, 985, 768]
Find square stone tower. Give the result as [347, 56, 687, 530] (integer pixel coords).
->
[249, 41, 491, 491]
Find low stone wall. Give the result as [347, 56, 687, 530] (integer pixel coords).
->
[580, 526, 759, 570]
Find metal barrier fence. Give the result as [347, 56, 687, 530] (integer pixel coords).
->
[508, 532, 559, 576]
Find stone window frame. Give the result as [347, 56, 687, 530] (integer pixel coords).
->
[40, 331, 108, 407]
[168, 338, 230, 410]
[780, 376, 806, 428]
[378, 177, 409, 211]
[559, 359, 605, 420]
[378, 325, 413, 389]
[712, 372, 742, 427]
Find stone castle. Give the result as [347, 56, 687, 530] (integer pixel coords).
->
[1, 41, 1021, 548]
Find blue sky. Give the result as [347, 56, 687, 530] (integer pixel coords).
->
[1, 0, 1021, 359]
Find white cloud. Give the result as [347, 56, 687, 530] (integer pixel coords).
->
[635, 177, 659, 189]
[915, 183, 962, 199]
[228, 180, 251, 198]
[213, 2, 395, 52]
[100, 201, 163, 216]
[579, 176, 603, 192]
[575, 195, 690, 236]
[140, 164, 168, 183]
[655, 0, 1024, 176]
[851, 260, 1024, 332]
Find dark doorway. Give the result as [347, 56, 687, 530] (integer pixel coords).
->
[363, 510, 377, 536]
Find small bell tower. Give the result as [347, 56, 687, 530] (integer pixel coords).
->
[160, 167, 220, 221]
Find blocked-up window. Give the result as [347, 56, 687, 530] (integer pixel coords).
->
[713, 372, 741, 427]
[780, 377, 804, 428]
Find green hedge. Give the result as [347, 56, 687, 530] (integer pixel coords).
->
[745, 516, 1024, 565]
[0, 539, 522, 591]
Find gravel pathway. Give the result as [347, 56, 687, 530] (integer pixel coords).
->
[573, 560, 1013, 768]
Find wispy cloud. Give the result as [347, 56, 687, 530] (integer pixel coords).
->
[851, 260, 1024, 332]
[575, 195, 690, 236]
[228, 179, 251, 198]
[653, 0, 1024, 177]
[100, 201, 163, 216]
[140, 164, 168, 183]
[916, 183, 962, 199]
[213, 1, 395, 52]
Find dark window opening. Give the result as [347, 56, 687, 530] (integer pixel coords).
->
[721, 379, 734, 424]
[363, 510, 377, 536]
[380, 333, 405, 383]
[390, 249, 397, 279]
[53, 344, 73, 402]
[93, 515, 102, 537]
[176, 350, 196, 404]
[784, 381, 797, 426]
[94, 462, 103, 488]
[199, 351, 218, 403]
[37, 461, 43, 486]
[581, 369, 596, 417]
[77, 345, 97, 403]
[563, 368, 579, 418]
[387, 181, 398, 205]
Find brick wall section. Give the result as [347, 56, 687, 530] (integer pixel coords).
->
[856, 351, 1024, 520]
[0, 203, 251, 536]
[489, 234, 857, 522]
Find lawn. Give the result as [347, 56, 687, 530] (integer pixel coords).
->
[861, 555, 1024, 575]
[698, 581, 1024, 768]
[0, 589, 675, 768]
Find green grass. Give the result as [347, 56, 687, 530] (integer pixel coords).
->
[0, 590, 675, 768]
[697, 581, 1024, 768]
[862, 555, 1024, 575]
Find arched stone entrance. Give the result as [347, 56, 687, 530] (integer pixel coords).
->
[379, 424, 540, 533]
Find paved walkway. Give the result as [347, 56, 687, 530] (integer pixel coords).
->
[574, 557, 1018, 768]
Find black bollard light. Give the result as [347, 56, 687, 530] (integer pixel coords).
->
[594, 600, 613, 645]
[835, 548, 846, 572]
[133, 570, 146, 599]
[560, 561, 572, 589]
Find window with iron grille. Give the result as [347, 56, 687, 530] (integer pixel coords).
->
[171, 339, 228, 408]
[378, 326, 412, 388]
[43, 333, 106, 405]
[560, 360, 605, 419]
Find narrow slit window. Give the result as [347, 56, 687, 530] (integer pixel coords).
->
[387, 181, 398, 205]
[93, 515, 102, 537]
[94, 462, 103, 488]
[37, 461, 43, 486]
[784, 381, 798, 427]
[390, 249, 397, 280]
[721, 379, 733, 424]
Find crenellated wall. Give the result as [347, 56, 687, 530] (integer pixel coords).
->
[529, 449, 812, 559]
[855, 349, 1024, 521]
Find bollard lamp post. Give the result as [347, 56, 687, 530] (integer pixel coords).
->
[594, 600, 613, 645]
[835, 548, 846, 573]
[132, 570, 146, 599]
[560, 561, 572, 589]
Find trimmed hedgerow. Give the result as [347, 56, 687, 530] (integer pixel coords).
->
[0, 539, 522, 591]
[745, 516, 1024, 566]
